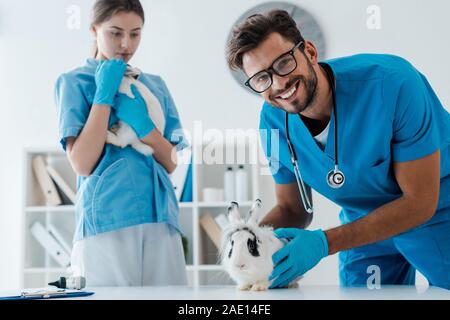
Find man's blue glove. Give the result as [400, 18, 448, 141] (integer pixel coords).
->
[93, 59, 127, 106]
[113, 84, 156, 138]
[269, 228, 328, 289]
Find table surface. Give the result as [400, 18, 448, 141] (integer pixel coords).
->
[3, 285, 449, 300]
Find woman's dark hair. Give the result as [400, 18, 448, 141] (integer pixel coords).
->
[90, 0, 145, 58]
[227, 10, 304, 70]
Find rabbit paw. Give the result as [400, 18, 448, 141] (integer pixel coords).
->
[251, 281, 270, 291]
[237, 283, 252, 291]
[106, 130, 126, 148]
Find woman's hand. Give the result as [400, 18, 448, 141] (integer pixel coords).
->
[93, 59, 127, 106]
[113, 84, 156, 138]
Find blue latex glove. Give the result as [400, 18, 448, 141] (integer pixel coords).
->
[93, 59, 127, 106]
[269, 228, 328, 289]
[113, 84, 156, 138]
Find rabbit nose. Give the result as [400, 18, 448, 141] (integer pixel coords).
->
[235, 263, 246, 270]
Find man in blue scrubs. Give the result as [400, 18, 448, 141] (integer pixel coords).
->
[226, 10, 450, 289]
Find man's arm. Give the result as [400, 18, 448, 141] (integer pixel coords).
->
[325, 150, 440, 255]
[259, 182, 313, 229]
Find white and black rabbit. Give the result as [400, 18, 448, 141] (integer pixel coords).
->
[106, 66, 166, 156]
[220, 199, 299, 291]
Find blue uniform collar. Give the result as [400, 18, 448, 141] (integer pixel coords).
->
[85, 58, 142, 79]
[86, 58, 99, 69]
[287, 61, 339, 162]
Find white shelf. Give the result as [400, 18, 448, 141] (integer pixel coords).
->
[25, 205, 75, 213]
[197, 265, 225, 271]
[178, 202, 194, 208]
[22, 139, 261, 288]
[197, 201, 254, 208]
[24, 268, 67, 274]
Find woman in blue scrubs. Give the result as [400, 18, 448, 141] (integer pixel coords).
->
[54, 0, 188, 286]
[227, 10, 450, 289]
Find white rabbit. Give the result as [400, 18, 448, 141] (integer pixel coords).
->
[220, 199, 299, 291]
[106, 66, 166, 156]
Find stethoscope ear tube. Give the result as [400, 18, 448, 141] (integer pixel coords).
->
[286, 116, 314, 214]
[283, 65, 346, 215]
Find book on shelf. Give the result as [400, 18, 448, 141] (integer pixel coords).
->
[199, 213, 223, 249]
[32, 156, 62, 206]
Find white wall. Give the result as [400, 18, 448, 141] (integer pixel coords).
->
[1, 0, 449, 289]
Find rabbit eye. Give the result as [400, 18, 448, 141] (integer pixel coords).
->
[247, 238, 260, 257]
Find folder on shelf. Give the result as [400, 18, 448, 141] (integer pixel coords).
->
[199, 213, 223, 249]
[46, 164, 76, 204]
[214, 214, 229, 230]
[32, 156, 62, 206]
[47, 223, 72, 256]
[30, 222, 71, 267]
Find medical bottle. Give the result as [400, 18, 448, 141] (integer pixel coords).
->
[235, 165, 248, 201]
[224, 166, 235, 201]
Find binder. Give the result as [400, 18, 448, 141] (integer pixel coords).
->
[46, 164, 76, 204]
[199, 213, 222, 249]
[47, 223, 72, 256]
[32, 156, 62, 206]
[214, 214, 229, 230]
[30, 222, 71, 267]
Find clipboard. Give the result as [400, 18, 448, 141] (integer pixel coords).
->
[0, 289, 94, 300]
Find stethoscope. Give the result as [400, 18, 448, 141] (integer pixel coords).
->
[285, 65, 345, 214]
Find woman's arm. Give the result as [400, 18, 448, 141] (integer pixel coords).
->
[65, 104, 111, 176]
[64, 59, 127, 176]
[140, 130, 177, 174]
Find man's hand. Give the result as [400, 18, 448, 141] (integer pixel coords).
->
[269, 228, 328, 288]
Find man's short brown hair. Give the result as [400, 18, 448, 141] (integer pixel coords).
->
[226, 10, 305, 71]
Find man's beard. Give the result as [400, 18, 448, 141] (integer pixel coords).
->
[269, 58, 318, 114]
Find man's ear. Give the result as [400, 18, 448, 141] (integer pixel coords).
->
[303, 40, 319, 64]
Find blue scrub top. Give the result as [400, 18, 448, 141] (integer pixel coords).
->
[260, 54, 450, 227]
[54, 58, 189, 241]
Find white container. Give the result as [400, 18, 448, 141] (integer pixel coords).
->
[203, 188, 224, 202]
[224, 166, 235, 201]
[235, 165, 248, 202]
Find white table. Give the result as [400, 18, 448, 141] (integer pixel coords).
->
[2, 285, 450, 300]
[58, 285, 450, 300]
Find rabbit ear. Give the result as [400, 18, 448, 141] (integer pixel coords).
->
[227, 201, 241, 223]
[247, 199, 262, 225]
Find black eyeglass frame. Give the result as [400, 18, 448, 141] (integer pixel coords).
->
[244, 41, 305, 93]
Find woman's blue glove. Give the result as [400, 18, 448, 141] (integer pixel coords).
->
[269, 228, 328, 289]
[93, 59, 127, 106]
[113, 84, 156, 138]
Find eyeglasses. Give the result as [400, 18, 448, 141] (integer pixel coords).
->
[245, 41, 304, 93]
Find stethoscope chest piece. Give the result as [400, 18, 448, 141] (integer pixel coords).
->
[327, 167, 345, 189]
